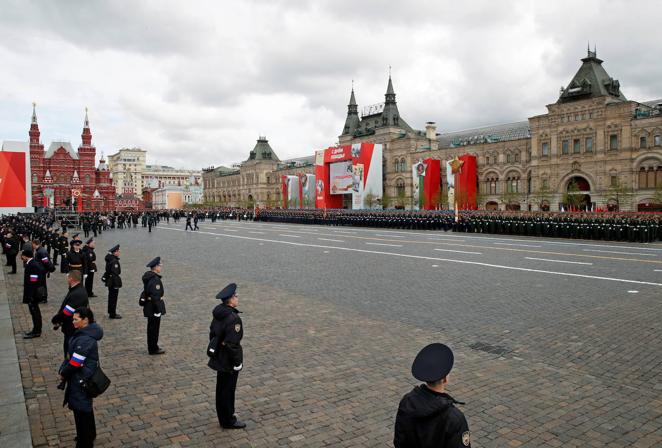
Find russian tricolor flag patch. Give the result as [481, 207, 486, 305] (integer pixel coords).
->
[29, 274, 38, 282]
[63, 305, 75, 316]
[69, 352, 86, 367]
[41, 257, 49, 263]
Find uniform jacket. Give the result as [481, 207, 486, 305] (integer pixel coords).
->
[141, 270, 166, 317]
[82, 246, 97, 274]
[65, 249, 86, 273]
[51, 283, 89, 336]
[207, 304, 243, 372]
[104, 254, 122, 288]
[394, 386, 471, 448]
[4, 235, 19, 255]
[59, 323, 103, 412]
[23, 258, 46, 304]
[35, 245, 55, 273]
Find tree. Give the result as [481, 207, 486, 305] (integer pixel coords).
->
[499, 188, 523, 211]
[395, 189, 408, 209]
[363, 192, 379, 209]
[531, 184, 552, 211]
[380, 190, 392, 209]
[606, 177, 634, 211]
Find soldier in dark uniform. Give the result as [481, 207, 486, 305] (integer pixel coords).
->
[21, 248, 47, 339]
[394, 343, 471, 447]
[103, 244, 122, 319]
[208, 283, 245, 429]
[4, 230, 19, 274]
[66, 239, 87, 275]
[51, 270, 89, 358]
[141, 257, 166, 355]
[82, 238, 97, 297]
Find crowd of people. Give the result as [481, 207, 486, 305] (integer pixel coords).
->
[3, 205, 662, 446]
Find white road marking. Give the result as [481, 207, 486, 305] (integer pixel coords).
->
[323, 250, 329, 253]
[160, 227, 662, 287]
[334, 231, 356, 234]
[525, 257, 593, 266]
[249, 231, 265, 235]
[434, 248, 482, 255]
[583, 249, 656, 257]
[428, 237, 466, 242]
[628, 290, 639, 294]
[223, 229, 238, 232]
[655, 270, 662, 272]
[376, 234, 404, 238]
[431, 264, 439, 267]
[317, 238, 345, 243]
[495, 242, 542, 248]
[365, 242, 403, 247]
[279, 234, 301, 238]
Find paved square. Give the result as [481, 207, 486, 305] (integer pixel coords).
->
[4, 221, 662, 447]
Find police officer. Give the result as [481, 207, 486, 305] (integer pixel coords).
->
[394, 343, 471, 447]
[82, 238, 97, 297]
[51, 270, 89, 358]
[141, 257, 166, 355]
[21, 248, 47, 339]
[208, 283, 245, 429]
[103, 244, 122, 319]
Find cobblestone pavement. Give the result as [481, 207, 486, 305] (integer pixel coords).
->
[3, 221, 662, 447]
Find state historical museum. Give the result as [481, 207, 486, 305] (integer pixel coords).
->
[27, 105, 115, 212]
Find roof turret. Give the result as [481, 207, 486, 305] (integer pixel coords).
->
[558, 48, 626, 104]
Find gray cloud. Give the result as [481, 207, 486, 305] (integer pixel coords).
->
[1, 0, 661, 170]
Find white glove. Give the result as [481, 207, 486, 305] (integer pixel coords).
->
[233, 363, 243, 371]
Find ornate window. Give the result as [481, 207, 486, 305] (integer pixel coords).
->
[400, 158, 406, 172]
[541, 142, 550, 157]
[562, 140, 569, 155]
[655, 135, 661, 146]
[506, 153, 512, 164]
[640, 136, 647, 149]
[395, 178, 406, 196]
[514, 152, 520, 163]
[585, 137, 593, 153]
[573, 139, 581, 154]
[486, 175, 499, 195]
[609, 134, 619, 150]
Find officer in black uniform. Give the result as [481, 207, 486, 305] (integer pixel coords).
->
[103, 244, 122, 319]
[394, 343, 471, 447]
[208, 283, 245, 429]
[141, 257, 166, 355]
[21, 248, 47, 339]
[51, 269, 89, 358]
[82, 238, 97, 297]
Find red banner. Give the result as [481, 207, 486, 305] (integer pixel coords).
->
[281, 175, 288, 208]
[422, 158, 441, 210]
[0, 152, 27, 207]
[455, 154, 477, 210]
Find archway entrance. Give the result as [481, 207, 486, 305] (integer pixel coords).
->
[486, 201, 498, 211]
[564, 176, 592, 211]
[638, 200, 662, 212]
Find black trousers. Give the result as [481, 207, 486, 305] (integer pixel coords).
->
[73, 409, 96, 447]
[27, 301, 42, 333]
[107, 288, 119, 316]
[147, 316, 161, 353]
[85, 272, 95, 296]
[63, 333, 72, 359]
[216, 371, 239, 427]
[53, 249, 59, 264]
[8, 254, 17, 273]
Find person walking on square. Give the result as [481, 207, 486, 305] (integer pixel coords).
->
[141, 257, 166, 355]
[52, 270, 89, 358]
[208, 283, 245, 429]
[103, 245, 122, 319]
[185, 215, 193, 231]
[82, 238, 97, 297]
[58, 307, 102, 448]
[394, 343, 471, 448]
[193, 214, 200, 230]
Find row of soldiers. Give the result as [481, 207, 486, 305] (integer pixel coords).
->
[250, 209, 662, 243]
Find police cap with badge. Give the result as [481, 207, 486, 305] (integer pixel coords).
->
[411, 343, 454, 382]
[216, 283, 237, 302]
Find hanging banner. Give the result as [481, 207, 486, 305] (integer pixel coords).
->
[0, 151, 28, 207]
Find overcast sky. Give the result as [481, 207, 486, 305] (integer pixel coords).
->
[1, 0, 661, 170]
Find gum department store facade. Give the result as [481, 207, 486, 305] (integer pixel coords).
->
[203, 50, 662, 211]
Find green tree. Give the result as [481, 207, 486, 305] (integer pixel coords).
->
[395, 189, 408, 209]
[499, 189, 523, 210]
[363, 192, 379, 209]
[380, 190, 392, 209]
[607, 177, 634, 211]
[531, 184, 552, 211]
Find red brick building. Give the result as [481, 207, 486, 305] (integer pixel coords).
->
[28, 104, 115, 211]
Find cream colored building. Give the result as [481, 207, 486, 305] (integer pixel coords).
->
[107, 148, 202, 196]
[202, 137, 313, 207]
[204, 50, 662, 211]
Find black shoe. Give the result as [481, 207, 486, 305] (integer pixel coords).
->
[23, 332, 41, 339]
[39, 299, 48, 304]
[8, 272, 17, 275]
[222, 420, 246, 429]
[149, 348, 165, 355]
[108, 314, 122, 319]
[89, 293, 97, 298]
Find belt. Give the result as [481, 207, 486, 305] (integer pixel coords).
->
[69, 264, 82, 268]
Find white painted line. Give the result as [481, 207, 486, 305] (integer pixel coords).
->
[434, 248, 483, 255]
[428, 237, 466, 242]
[628, 290, 639, 294]
[525, 257, 593, 266]
[376, 234, 404, 238]
[317, 238, 345, 243]
[495, 242, 542, 248]
[655, 270, 662, 272]
[279, 234, 301, 238]
[323, 250, 329, 253]
[160, 227, 662, 287]
[365, 242, 403, 247]
[583, 249, 656, 257]
[334, 231, 356, 234]
[249, 231, 265, 235]
[432, 264, 439, 267]
[223, 229, 238, 232]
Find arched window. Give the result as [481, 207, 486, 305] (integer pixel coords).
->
[396, 178, 406, 196]
[514, 152, 520, 162]
[506, 153, 513, 164]
[394, 159, 400, 172]
[639, 167, 648, 189]
[400, 158, 406, 172]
